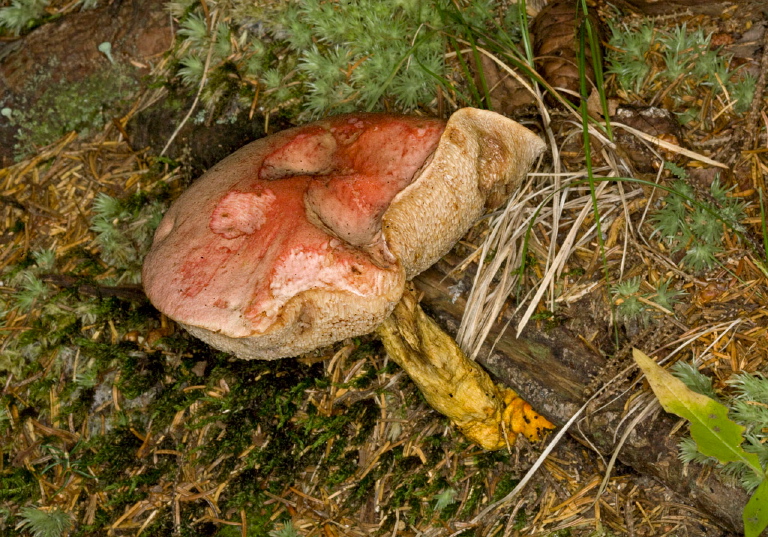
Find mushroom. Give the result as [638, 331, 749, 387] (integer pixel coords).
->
[142, 108, 552, 449]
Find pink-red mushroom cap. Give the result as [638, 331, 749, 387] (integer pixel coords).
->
[142, 108, 545, 360]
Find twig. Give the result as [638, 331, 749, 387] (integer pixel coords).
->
[41, 274, 148, 302]
[161, 12, 219, 156]
[743, 22, 768, 151]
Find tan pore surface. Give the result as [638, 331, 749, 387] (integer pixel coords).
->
[384, 108, 546, 280]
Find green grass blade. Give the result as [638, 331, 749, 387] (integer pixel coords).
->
[448, 36, 484, 108]
[418, 52, 478, 106]
[467, 34, 493, 110]
[577, 19, 607, 278]
[578, 0, 613, 141]
[517, 0, 534, 66]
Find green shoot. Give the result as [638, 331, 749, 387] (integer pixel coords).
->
[578, 0, 612, 140]
[433, 487, 458, 511]
[15, 507, 72, 537]
[0, 0, 49, 35]
[269, 520, 300, 537]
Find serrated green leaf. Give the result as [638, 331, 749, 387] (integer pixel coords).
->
[744, 478, 768, 537]
[633, 349, 763, 475]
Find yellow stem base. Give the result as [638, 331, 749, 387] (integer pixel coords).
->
[376, 286, 554, 450]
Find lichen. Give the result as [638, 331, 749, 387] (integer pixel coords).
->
[7, 62, 138, 160]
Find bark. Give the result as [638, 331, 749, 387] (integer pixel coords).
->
[414, 260, 752, 535]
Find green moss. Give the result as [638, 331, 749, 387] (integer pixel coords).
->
[8, 63, 138, 160]
[0, 466, 38, 503]
[85, 426, 144, 481]
[492, 473, 519, 502]
[116, 348, 165, 399]
[460, 475, 486, 517]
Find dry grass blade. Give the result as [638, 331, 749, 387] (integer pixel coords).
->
[613, 122, 728, 169]
[514, 179, 611, 337]
[456, 178, 552, 359]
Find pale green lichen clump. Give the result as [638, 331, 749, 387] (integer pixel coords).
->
[5, 62, 137, 160]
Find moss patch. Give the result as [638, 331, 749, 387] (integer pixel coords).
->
[6, 62, 138, 160]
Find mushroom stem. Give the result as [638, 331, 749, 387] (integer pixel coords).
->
[376, 285, 554, 450]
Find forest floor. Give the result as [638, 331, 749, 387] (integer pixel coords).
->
[1, 0, 768, 536]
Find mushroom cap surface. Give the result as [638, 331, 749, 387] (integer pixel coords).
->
[142, 108, 545, 360]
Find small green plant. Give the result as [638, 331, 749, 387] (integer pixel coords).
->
[1, 188, 166, 380]
[166, 0, 522, 118]
[612, 276, 683, 323]
[90, 191, 166, 283]
[634, 350, 768, 537]
[14, 271, 50, 312]
[269, 520, 300, 537]
[5, 248, 57, 314]
[669, 361, 718, 400]
[15, 507, 72, 537]
[0, 0, 49, 35]
[652, 278, 685, 310]
[433, 487, 458, 511]
[676, 367, 768, 492]
[651, 163, 746, 272]
[613, 277, 647, 322]
[606, 20, 755, 118]
[39, 441, 97, 484]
